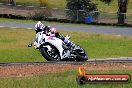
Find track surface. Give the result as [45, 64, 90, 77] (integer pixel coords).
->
[0, 22, 132, 36]
[0, 57, 132, 66]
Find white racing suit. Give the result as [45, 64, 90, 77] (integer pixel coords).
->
[34, 26, 72, 49]
[34, 31, 45, 48]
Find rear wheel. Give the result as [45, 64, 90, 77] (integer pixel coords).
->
[75, 46, 88, 61]
[40, 44, 61, 61]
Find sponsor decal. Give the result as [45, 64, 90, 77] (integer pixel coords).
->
[48, 36, 55, 40]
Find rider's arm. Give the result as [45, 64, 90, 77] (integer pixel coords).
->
[55, 32, 64, 39]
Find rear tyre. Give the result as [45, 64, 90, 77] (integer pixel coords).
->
[40, 44, 61, 61]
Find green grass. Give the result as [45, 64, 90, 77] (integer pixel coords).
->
[93, 0, 132, 13]
[0, 0, 132, 13]
[66, 31, 132, 59]
[0, 18, 36, 23]
[0, 28, 132, 62]
[15, 0, 67, 8]
[0, 18, 86, 26]
[0, 18, 73, 25]
[0, 28, 45, 62]
[0, 70, 132, 88]
[0, 18, 63, 24]
[0, 0, 67, 8]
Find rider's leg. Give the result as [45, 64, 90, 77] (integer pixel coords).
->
[34, 32, 43, 48]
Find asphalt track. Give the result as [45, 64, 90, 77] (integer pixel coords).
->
[0, 22, 132, 36]
[0, 57, 132, 66]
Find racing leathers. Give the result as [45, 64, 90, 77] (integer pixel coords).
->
[34, 21, 72, 49]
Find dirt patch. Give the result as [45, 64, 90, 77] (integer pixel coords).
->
[0, 63, 132, 77]
[0, 64, 77, 77]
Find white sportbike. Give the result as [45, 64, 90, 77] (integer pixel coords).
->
[29, 32, 88, 61]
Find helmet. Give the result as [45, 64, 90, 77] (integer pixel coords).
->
[44, 25, 51, 31]
[35, 21, 45, 31]
[50, 28, 57, 33]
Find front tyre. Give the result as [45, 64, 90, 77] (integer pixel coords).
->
[76, 75, 86, 85]
[40, 45, 61, 61]
[75, 46, 88, 61]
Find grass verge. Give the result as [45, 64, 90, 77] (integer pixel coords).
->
[0, 0, 132, 13]
[0, 70, 132, 88]
[0, 28, 132, 62]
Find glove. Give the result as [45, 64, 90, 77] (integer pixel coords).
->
[65, 35, 70, 40]
[64, 35, 70, 44]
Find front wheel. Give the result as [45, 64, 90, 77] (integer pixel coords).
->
[74, 46, 88, 61]
[40, 44, 61, 61]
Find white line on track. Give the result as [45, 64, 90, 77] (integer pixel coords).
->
[0, 26, 33, 30]
[10, 27, 18, 29]
[0, 26, 4, 28]
[27, 28, 33, 29]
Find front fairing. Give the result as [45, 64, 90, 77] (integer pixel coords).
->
[44, 36, 64, 59]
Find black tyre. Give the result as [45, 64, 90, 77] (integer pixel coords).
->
[76, 75, 86, 85]
[40, 45, 61, 61]
[75, 46, 88, 61]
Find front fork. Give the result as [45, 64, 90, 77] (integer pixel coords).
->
[62, 43, 77, 59]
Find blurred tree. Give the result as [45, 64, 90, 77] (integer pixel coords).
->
[100, 0, 129, 24]
[66, 0, 97, 21]
[118, 0, 128, 24]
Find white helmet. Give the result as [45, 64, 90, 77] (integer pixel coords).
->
[35, 21, 45, 31]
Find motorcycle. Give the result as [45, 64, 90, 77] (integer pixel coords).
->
[28, 31, 88, 61]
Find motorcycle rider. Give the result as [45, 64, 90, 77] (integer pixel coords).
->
[34, 21, 72, 49]
[34, 21, 45, 48]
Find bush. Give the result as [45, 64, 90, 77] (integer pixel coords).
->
[32, 8, 52, 21]
[66, 0, 97, 21]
